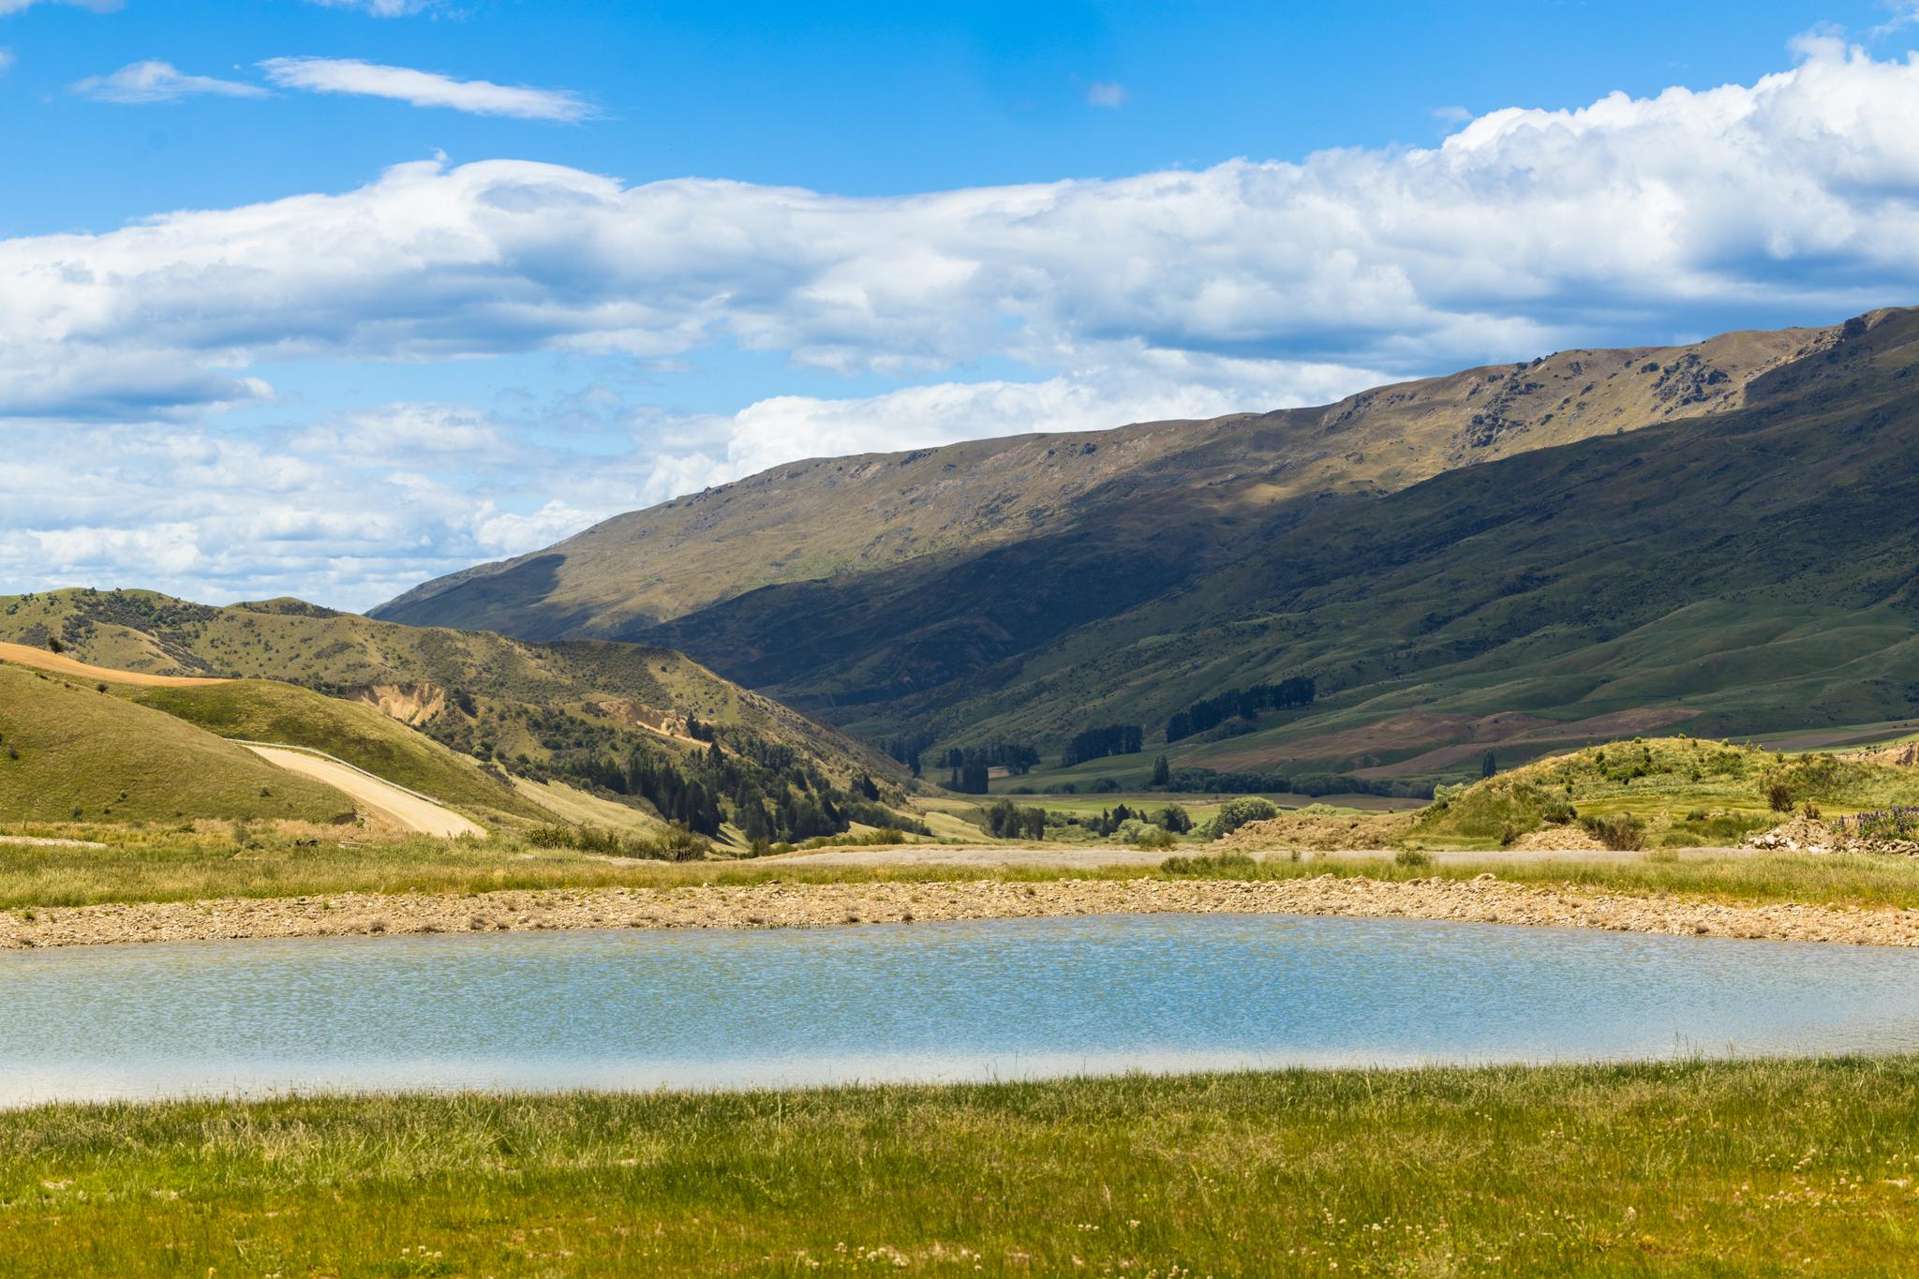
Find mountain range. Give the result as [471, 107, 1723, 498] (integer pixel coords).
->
[362, 307, 1919, 785]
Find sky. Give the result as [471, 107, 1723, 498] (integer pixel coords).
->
[5, 0, 1919, 611]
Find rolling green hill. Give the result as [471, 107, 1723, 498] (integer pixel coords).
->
[375, 307, 1919, 788]
[0, 592, 917, 843]
[0, 665, 352, 825]
[129, 681, 545, 823]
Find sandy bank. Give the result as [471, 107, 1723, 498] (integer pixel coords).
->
[8, 874, 1919, 951]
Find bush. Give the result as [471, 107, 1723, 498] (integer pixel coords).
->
[1155, 804, 1193, 834]
[1161, 851, 1259, 877]
[1579, 813, 1647, 851]
[1769, 782, 1795, 813]
[1207, 797, 1279, 840]
[1394, 848, 1433, 868]
[1126, 824, 1177, 850]
[527, 823, 709, 862]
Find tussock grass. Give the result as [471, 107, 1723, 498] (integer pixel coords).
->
[0, 824, 1126, 910]
[3, 1059, 1919, 1275]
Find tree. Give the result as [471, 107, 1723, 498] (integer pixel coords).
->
[1481, 751, 1497, 779]
[1151, 754, 1171, 787]
[1155, 804, 1192, 834]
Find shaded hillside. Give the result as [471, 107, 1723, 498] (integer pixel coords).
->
[398, 309, 1916, 784]
[376, 321, 1833, 638]
[0, 665, 352, 825]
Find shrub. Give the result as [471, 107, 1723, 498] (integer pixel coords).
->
[1768, 782, 1795, 812]
[1207, 797, 1279, 840]
[1155, 804, 1193, 834]
[1394, 848, 1432, 868]
[1579, 813, 1647, 851]
[1161, 851, 1259, 877]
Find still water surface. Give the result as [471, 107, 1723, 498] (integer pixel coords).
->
[5, 912, 1919, 1104]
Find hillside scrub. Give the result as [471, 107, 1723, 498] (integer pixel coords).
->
[1410, 737, 1919, 850]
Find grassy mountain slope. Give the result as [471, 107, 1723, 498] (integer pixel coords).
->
[375, 322, 1831, 637]
[370, 310, 1913, 787]
[549, 311, 1919, 785]
[0, 665, 352, 824]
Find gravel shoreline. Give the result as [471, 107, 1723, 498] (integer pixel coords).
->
[8, 874, 1919, 950]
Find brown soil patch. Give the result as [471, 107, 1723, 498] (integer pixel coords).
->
[1218, 809, 1416, 852]
[1510, 824, 1609, 852]
[357, 683, 446, 726]
[0, 642, 224, 687]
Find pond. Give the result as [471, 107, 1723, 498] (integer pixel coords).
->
[4, 912, 1918, 1105]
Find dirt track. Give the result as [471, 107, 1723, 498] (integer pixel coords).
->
[0, 642, 224, 687]
[243, 745, 483, 839]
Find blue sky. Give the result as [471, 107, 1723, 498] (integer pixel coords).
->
[4, 0, 1919, 608]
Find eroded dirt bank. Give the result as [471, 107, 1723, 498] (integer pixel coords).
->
[9, 874, 1919, 951]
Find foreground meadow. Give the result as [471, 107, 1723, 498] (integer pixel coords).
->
[4, 1059, 1919, 1276]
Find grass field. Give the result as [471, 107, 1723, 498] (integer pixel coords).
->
[5, 1058, 1919, 1275]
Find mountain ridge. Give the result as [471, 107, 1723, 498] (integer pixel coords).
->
[374, 308, 1919, 785]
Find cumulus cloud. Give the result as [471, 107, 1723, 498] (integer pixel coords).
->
[72, 60, 266, 103]
[13, 39, 1919, 604]
[13, 38, 1919, 426]
[259, 56, 591, 120]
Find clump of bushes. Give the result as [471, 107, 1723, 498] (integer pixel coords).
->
[527, 823, 708, 862]
[1161, 851, 1260, 877]
[1206, 797, 1279, 840]
[1579, 813, 1647, 851]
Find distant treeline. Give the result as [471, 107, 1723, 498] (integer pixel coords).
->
[1165, 677, 1315, 744]
[1062, 724, 1144, 767]
[940, 742, 1042, 794]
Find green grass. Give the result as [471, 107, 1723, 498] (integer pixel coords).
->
[129, 680, 549, 821]
[6, 1059, 1919, 1275]
[1160, 848, 1919, 911]
[15, 820, 1919, 914]
[0, 666, 350, 824]
[0, 824, 1126, 910]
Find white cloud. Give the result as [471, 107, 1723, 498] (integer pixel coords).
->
[1873, 2, 1919, 37]
[1086, 81, 1127, 108]
[11, 38, 1919, 427]
[0, 48, 14, 74]
[72, 60, 266, 104]
[0, 0, 120, 14]
[259, 56, 591, 121]
[305, 0, 446, 14]
[1430, 104, 1471, 123]
[12, 39, 1919, 605]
